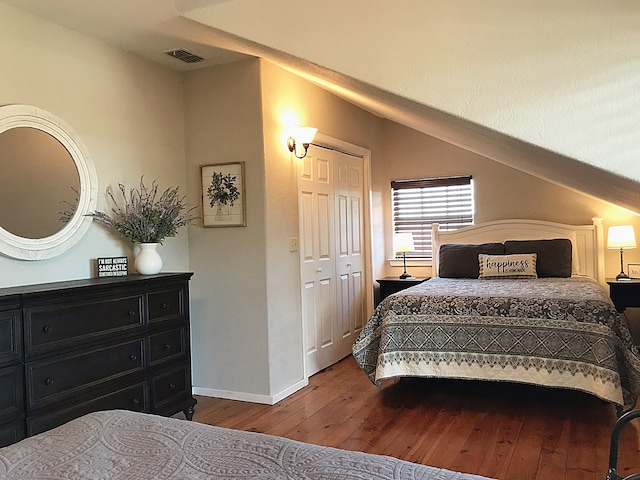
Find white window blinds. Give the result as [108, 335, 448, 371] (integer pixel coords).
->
[391, 176, 474, 259]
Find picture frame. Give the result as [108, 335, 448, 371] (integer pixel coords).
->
[201, 162, 246, 227]
[629, 264, 640, 279]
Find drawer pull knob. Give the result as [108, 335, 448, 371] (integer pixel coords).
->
[169, 383, 176, 390]
[164, 343, 172, 350]
[129, 354, 138, 361]
[128, 310, 136, 317]
[132, 398, 140, 406]
[161, 303, 170, 310]
[45, 378, 54, 386]
[42, 325, 51, 333]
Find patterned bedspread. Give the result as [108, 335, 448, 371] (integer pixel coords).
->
[0, 410, 493, 479]
[353, 277, 640, 412]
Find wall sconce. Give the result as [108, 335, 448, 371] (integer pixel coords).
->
[608, 225, 637, 280]
[393, 232, 415, 279]
[287, 125, 318, 159]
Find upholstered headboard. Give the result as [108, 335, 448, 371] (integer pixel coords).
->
[432, 218, 605, 285]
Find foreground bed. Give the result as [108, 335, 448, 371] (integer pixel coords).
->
[0, 410, 493, 480]
[354, 219, 640, 412]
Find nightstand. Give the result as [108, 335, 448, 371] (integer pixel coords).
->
[376, 277, 429, 306]
[607, 278, 640, 313]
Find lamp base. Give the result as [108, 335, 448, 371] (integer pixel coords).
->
[616, 272, 631, 281]
[399, 272, 412, 279]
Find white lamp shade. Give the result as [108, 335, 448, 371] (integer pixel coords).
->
[393, 232, 415, 253]
[291, 125, 318, 144]
[607, 225, 637, 249]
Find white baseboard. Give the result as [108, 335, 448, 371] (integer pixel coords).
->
[192, 378, 308, 405]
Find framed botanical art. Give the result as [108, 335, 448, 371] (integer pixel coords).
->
[201, 162, 246, 227]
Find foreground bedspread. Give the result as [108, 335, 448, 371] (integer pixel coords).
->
[353, 277, 640, 412]
[0, 410, 493, 480]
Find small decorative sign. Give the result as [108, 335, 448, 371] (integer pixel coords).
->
[629, 264, 640, 279]
[97, 257, 128, 277]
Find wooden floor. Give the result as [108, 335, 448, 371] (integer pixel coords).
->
[192, 356, 640, 480]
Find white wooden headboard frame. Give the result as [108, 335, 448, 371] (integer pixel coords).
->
[432, 218, 605, 285]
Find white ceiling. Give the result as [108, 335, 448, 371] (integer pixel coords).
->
[3, 0, 639, 213]
[0, 0, 251, 71]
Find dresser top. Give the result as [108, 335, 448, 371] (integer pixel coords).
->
[0, 273, 193, 300]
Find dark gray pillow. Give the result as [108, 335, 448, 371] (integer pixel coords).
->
[503, 239, 572, 278]
[439, 243, 505, 278]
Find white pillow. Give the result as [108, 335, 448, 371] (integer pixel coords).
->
[478, 253, 538, 279]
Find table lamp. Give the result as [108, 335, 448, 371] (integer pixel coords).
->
[607, 225, 637, 280]
[393, 232, 415, 279]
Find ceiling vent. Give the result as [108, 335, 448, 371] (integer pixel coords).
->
[164, 49, 205, 64]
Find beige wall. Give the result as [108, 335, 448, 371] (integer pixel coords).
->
[374, 121, 640, 280]
[3, 2, 639, 400]
[259, 60, 382, 394]
[185, 59, 384, 399]
[373, 121, 640, 341]
[184, 59, 271, 397]
[0, 4, 189, 288]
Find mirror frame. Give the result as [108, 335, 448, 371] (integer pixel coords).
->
[0, 105, 98, 261]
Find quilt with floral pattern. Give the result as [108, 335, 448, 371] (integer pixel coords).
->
[353, 277, 640, 412]
[0, 410, 493, 480]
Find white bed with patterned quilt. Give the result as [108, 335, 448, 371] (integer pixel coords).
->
[0, 410, 493, 479]
[353, 219, 640, 412]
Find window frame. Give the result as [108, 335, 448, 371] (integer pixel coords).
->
[391, 175, 474, 260]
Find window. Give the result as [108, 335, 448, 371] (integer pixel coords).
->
[391, 175, 474, 259]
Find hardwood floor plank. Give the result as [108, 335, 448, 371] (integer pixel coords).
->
[536, 415, 570, 480]
[191, 356, 635, 480]
[453, 405, 504, 477]
[477, 407, 524, 480]
[504, 403, 547, 480]
[565, 414, 597, 480]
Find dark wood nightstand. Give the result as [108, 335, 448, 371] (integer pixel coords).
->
[607, 278, 640, 312]
[376, 277, 429, 306]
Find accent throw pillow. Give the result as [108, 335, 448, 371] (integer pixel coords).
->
[478, 253, 538, 279]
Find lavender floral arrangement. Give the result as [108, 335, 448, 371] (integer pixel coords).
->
[89, 177, 196, 244]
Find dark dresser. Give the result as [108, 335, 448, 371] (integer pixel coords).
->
[0, 272, 195, 447]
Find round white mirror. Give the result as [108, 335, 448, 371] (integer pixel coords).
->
[0, 105, 97, 260]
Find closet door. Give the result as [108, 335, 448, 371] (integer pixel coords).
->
[298, 144, 366, 377]
[334, 151, 365, 358]
[299, 145, 337, 376]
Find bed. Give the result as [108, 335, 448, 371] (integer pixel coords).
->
[353, 219, 640, 412]
[0, 409, 493, 479]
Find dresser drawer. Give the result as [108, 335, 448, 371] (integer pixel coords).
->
[0, 365, 24, 420]
[149, 327, 186, 365]
[0, 310, 21, 364]
[0, 418, 25, 448]
[148, 288, 184, 322]
[24, 295, 144, 355]
[152, 365, 189, 409]
[26, 339, 145, 409]
[27, 382, 149, 436]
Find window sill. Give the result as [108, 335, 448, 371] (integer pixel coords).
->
[388, 259, 432, 268]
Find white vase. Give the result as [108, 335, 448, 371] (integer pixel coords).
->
[134, 243, 162, 275]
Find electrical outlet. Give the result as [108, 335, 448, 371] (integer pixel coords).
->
[289, 237, 299, 252]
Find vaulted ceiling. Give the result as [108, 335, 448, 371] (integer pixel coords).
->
[3, 0, 639, 213]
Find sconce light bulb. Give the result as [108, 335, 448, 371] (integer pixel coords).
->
[287, 126, 317, 160]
